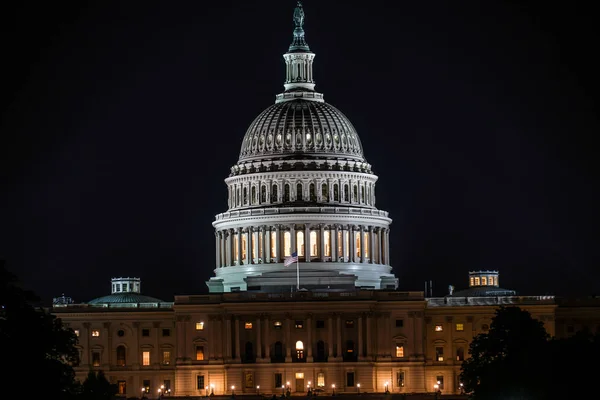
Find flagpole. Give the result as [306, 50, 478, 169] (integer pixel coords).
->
[296, 256, 300, 290]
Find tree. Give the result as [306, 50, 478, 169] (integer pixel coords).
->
[459, 306, 550, 400]
[0, 260, 81, 399]
[80, 370, 118, 400]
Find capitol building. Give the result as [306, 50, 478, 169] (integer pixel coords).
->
[52, 3, 599, 398]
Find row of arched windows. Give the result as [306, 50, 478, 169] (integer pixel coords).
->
[228, 179, 375, 209]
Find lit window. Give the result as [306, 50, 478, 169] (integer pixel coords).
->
[396, 371, 405, 387]
[481, 277, 487, 285]
[297, 231, 305, 257]
[296, 341, 304, 360]
[469, 277, 474, 286]
[474, 277, 480, 285]
[142, 351, 150, 366]
[435, 347, 444, 362]
[74, 329, 80, 337]
[317, 373, 325, 387]
[163, 351, 171, 365]
[196, 346, 204, 361]
[435, 325, 443, 332]
[91, 330, 100, 337]
[245, 322, 253, 329]
[273, 321, 282, 328]
[196, 322, 204, 331]
[489, 277, 494, 285]
[310, 231, 318, 256]
[92, 351, 101, 366]
[295, 320, 303, 329]
[455, 323, 464, 331]
[396, 344, 404, 358]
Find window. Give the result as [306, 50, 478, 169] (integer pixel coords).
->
[396, 344, 404, 358]
[396, 371, 405, 387]
[455, 323, 464, 331]
[435, 325, 443, 332]
[143, 380, 150, 395]
[143, 351, 150, 366]
[273, 321, 282, 328]
[116, 345, 126, 366]
[295, 320, 304, 329]
[197, 375, 205, 390]
[118, 380, 126, 395]
[163, 380, 171, 393]
[346, 372, 355, 387]
[196, 322, 205, 330]
[284, 231, 291, 257]
[196, 346, 205, 361]
[345, 320, 354, 328]
[435, 347, 444, 362]
[481, 276, 487, 285]
[316, 320, 325, 329]
[117, 329, 125, 337]
[436, 376, 444, 390]
[489, 277, 495, 285]
[163, 351, 171, 365]
[310, 231, 318, 256]
[456, 347, 465, 361]
[74, 329, 80, 337]
[91, 330, 100, 337]
[474, 277, 480, 285]
[297, 231, 305, 256]
[275, 373, 283, 388]
[317, 373, 325, 387]
[162, 329, 170, 337]
[92, 351, 101, 367]
[142, 329, 150, 337]
[395, 319, 404, 328]
[245, 322, 253, 329]
[296, 341, 304, 360]
[469, 277, 474, 286]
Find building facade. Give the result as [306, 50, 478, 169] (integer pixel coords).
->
[51, 3, 597, 398]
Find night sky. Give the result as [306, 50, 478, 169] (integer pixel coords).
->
[1, 1, 598, 305]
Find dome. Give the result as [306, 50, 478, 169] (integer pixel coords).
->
[87, 292, 166, 305]
[238, 99, 365, 163]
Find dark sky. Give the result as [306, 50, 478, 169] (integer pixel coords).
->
[1, 1, 598, 305]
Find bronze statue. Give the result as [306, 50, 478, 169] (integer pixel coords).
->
[293, 1, 304, 28]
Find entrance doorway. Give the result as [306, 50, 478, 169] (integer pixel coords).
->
[295, 372, 305, 393]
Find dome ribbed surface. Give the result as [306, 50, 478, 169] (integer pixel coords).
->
[238, 100, 365, 163]
[87, 293, 165, 304]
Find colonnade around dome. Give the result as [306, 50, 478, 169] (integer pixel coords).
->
[227, 173, 378, 210]
[215, 223, 390, 268]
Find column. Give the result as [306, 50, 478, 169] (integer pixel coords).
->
[305, 224, 311, 263]
[290, 225, 296, 255]
[350, 226, 356, 262]
[254, 228, 260, 263]
[377, 228, 383, 265]
[237, 229, 242, 266]
[328, 314, 334, 359]
[264, 314, 271, 359]
[226, 316, 232, 360]
[385, 229, 390, 265]
[341, 226, 347, 262]
[246, 228, 252, 265]
[217, 316, 223, 359]
[366, 313, 372, 359]
[285, 314, 292, 362]
[264, 227, 270, 263]
[82, 323, 90, 366]
[369, 226, 375, 263]
[256, 315, 262, 359]
[227, 230, 233, 267]
[336, 314, 342, 359]
[104, 322, 111, 367]
[275, 225, 281, 263]
[234, 315, 241, 362]
[331, 225, 337, 262]
[215, 232, 220, 268]
[358, 314, 363, 359]
[208, 316, 214, 360]
[320, 225, 326, 262]
[307, 314, 313, 362]
[360, 225, 365, 263]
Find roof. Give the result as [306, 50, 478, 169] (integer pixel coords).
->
[87, 292, 167, 305]
[449, 286, 517, 298]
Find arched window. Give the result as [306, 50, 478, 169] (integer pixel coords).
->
[356, 232, 361, 258]
[297, 231, 305, 257]
[261, 185, 267, 203]
[456, 347, 465, 361]
[242, 233, 247, 262]
[353, 185, 358, 202]
[324, 229, 331, 257]
[361, 185, 365, 203]
[296, 183, 303, 201]
[284, 184, 290, 202]
[309, 183, 316, 202]
[272, 184, 278, 203]
[234, 234, 239, 261]
[243, 187, 248, 205]
[237, 187, 241, 206]
[316, 340, 326, 361]
[322, 183, 328, 202]
[270, 231, 277, 258]
[283, 232, 291, 257]
[251, 186, 257, 204]
[337, 231, 343, 259]
[363, 231, 369, 258]
[310, 231, 318, 257]
[296, 340, 304, 360]
[334, 184, 339, 202]
[116, 345, 126, 366]
[344, 184, 349, 202]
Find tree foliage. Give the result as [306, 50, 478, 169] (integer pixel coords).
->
[460, 305, 600, 400]
[0, 260, 81, 399]
[80, 370, 118, 400]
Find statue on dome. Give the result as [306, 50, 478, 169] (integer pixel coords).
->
[293, 1, 305, 28]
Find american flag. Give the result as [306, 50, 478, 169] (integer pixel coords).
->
[284, 251, 298, 266]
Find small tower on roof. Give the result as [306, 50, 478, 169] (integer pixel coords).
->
[111, 277, 141, 294]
